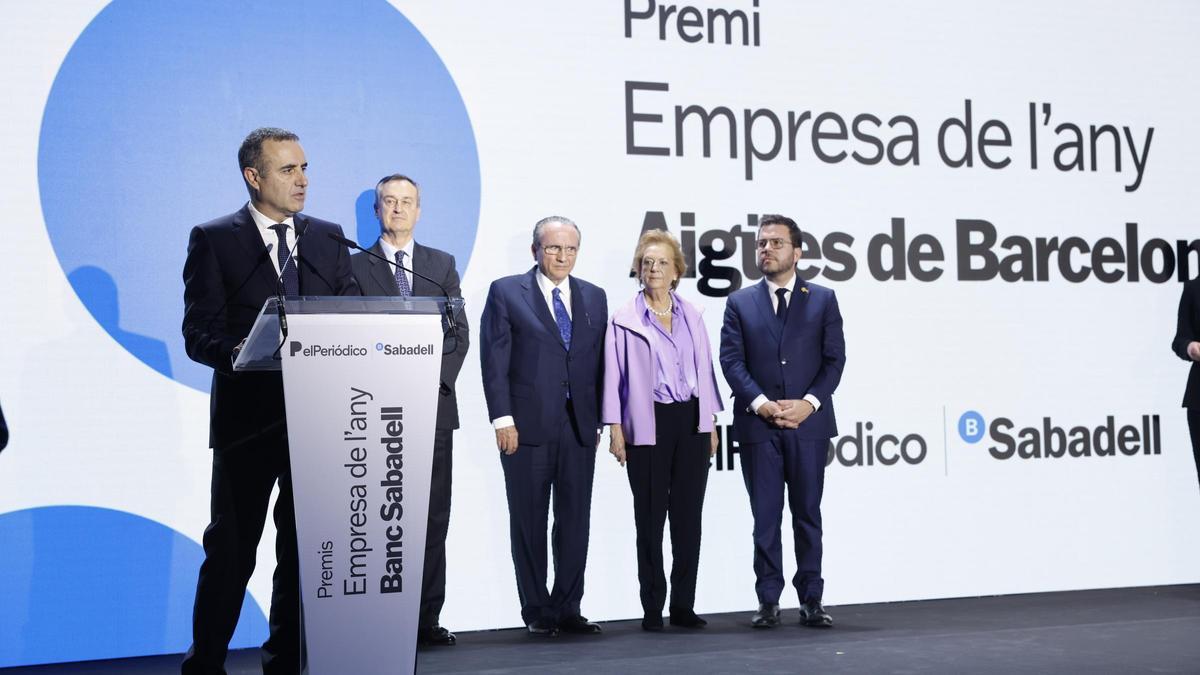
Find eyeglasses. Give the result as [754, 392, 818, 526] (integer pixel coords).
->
[755, 238, 791, 251]
[541, 244, 578, 257]
[641, 257, 672, 271]
[381, 196, 417, 210]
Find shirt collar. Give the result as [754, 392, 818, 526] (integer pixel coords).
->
[637, 290, 680, 319]
[766, 270, 798, 296]
[536, 269, 570, 298]
[378, 237, 415, 264]
[247, 201, 294, 232]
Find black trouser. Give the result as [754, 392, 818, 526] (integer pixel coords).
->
[1187, 408, 1200, 489]
[182, 434, 300, 675]
[420, 428, 454, 630]
[625, 398, 711, 617]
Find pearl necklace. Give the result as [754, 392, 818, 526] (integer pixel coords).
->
[645, 293, 673, 317]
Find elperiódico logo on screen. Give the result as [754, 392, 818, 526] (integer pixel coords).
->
[957, 410, 1161, 459]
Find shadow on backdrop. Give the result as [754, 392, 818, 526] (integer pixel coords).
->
[356, 188, 381, 249]
[68, 266, 172, 378]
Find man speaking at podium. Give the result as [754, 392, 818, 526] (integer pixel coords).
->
[181, 127, 358, 674]
[350, 174, 470, 646]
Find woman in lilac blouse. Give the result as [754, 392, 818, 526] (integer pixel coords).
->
[603, 230, 724, 631]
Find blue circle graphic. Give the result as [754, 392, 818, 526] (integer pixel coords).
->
[39, 0, 480, 393]
[0, 506, 267, 668]
[958, 410, 986, 444]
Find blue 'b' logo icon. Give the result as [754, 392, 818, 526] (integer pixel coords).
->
[958, 411, 986, 443]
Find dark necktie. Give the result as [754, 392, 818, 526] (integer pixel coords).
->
[394, 250, 412, 297]
[271, 223, 299, 296]
[552, 287, 572, 350]
[775, 287, 788, 323]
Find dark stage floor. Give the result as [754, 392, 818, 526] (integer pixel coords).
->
[5, 584, 1199, 674]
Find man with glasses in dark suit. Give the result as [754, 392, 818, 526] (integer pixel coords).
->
[720, 214, 846, 630]
[480, 216, 608, 637]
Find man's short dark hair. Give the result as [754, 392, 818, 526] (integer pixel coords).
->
[374, 174, 420, 210]
[758, 213, 803, 248]
[238, 127, 299, 195]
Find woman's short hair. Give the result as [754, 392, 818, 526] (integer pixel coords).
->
[631, 229, 688, 290]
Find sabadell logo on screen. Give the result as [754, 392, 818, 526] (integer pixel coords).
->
[957, 410, 1162, 459]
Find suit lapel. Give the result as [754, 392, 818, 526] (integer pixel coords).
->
[753, 280, 782, 343]
[369, 240, 401, 296]
[780, 275, 810, 340]
[567, 276, 588, 353]
[232, 206, 279, 292]
[522, 267, 566, 349]
[410, 243, 436, 297]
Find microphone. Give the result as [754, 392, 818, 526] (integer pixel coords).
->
[203, 242, 273, 335]
[326, 232, 461, 336]
[272, 221, 309, 358]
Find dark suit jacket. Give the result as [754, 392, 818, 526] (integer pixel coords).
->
[1173, 278, 1200, 408]
[350, 240, 469, 430]
[480, 267, 607, 446]
[720, 276, 846, 444]
[182, 205, 359, 449]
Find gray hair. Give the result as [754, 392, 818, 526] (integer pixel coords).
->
[373, 173, 421, 210]
[532, 215, 581, 248]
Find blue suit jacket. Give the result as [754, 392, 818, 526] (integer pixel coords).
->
[480, 267, 607, 446]
[182, 205, 359, 449]
[719, 275, 846, 444]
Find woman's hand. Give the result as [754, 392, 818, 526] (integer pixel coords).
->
[609, 424, 627, 467]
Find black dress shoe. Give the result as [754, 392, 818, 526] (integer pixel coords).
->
[799, 600, 833, 628]
[526, 619, 560, 637]
[559, 614, 602, 634]
[642, 615, 664, 631]
[750, 602, 781, 628]
[668, 608, 708, 628]
[417, 625, 457, 646]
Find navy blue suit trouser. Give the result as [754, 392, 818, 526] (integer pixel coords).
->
[499, 401, 597, 625]
[740, 432, 827, 604]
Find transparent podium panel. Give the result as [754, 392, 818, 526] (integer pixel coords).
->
[233, 295, 464, 372]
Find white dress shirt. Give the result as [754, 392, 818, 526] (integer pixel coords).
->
[378, 237, 416, 291]
[247, 201, 296, 276]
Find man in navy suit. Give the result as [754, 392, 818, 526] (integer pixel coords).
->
[181, 127, 359, 674]
[719, 214, 846, 629]
[350, 174, 469, 646]
[480, 216, 608, 637]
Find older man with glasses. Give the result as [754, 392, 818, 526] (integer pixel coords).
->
[480, 216, 609, 638]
